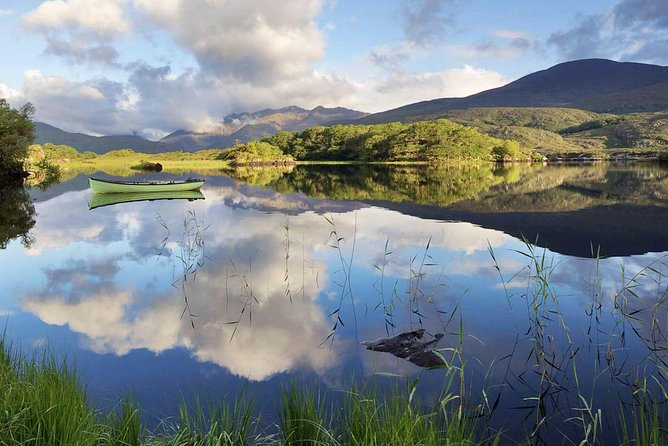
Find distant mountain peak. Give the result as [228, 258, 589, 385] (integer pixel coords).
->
[344, 58, 668, 125]
[160, 105, 369, 151]
[34, 122, 175, 154]
[163, 129, 191, 138]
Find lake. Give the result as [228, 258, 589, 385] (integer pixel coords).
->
[1, 162, 667, 444]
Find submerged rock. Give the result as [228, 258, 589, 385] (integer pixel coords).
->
[361, 329, 445, 368]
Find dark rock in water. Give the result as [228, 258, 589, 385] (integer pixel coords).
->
[406, 350, 445, 368]
[361, 329, 445, 368]
[130, 161, 163, 171]
[361, 328, 426, 354]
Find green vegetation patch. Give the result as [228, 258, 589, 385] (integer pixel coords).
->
[130, 161, 163, 171]
[446, 107, 603, 133]
[218, 140, 295, 165]
[0, 99, 35, 183]
[386, 107, 668, 157]
[259, 119, 531, 163]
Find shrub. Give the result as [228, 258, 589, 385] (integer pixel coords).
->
[492, 139, 524, 161]
[219, 141, 294, 165]
[0, 99, 34, 181]
[130, 161, 163, 171]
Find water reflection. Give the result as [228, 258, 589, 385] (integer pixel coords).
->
[0, 163, 666, 443]
[89, 190, 205, 209]
[0, 185, 35, 249]
[224, 163, 668, 257]
[16, 185, 511, 380]
[226, 163, 532, 206]
[225, 163, 668, 210]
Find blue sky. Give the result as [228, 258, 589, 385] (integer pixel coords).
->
[0, 0, 665, 138]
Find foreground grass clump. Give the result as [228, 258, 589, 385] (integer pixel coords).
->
[340, 390, 486, 446]
[0, 337, 491, 446]
[1, 331, 664, 445]
[0, 338, 136, 445]
[150, 397, 255, 446]
[279, 382, 490, 446]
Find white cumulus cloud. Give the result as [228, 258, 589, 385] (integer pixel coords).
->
[16, 0, 507, 135]
[349, 66, 506, 112]
[23, 0, 131, 39]
[134, 0, 326, 84]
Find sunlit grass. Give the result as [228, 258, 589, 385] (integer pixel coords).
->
[0, 337, 497, 446]
[0, 337, 130, 446]
[59, 156, 231, 176]
[149, 396, 255, 446]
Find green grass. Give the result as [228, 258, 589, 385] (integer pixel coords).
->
[340, 387, 486, 446]
[149, 397, 255, 446]
[280, 383, 334, 445]
[444, 107, 603, 133]
[0, 338, 125, 445]
[276, 380, 492, 446]
[0, 336, 498, 446]
[34, 145, 231, 176]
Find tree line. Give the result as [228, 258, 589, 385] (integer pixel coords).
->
[221, 119, 531, 164]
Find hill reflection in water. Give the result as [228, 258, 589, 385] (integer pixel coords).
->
[0, 162, 666, 441]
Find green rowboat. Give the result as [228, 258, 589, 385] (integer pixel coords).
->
[89, 177, 204, 194]
[89, 190, 205, 210]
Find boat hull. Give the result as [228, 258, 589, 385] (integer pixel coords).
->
[89, 190, 205, 209]
[89, 177, 204, 194]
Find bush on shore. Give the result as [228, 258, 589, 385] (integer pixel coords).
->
[0, 99, 35, 183]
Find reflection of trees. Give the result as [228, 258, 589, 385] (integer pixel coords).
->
[223, 164, 295, 187]
[452, 163, 668, 213]
[226, 164, 536, 207]
[0, 185, 36, 249]
[223, 163, 668, 213]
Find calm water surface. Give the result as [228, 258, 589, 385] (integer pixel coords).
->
[1, 162, 667, 443]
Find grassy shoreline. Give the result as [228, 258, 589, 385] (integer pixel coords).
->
[53, 151, 663, 172]
[1, 333, 665, 445]
[0, 337, 492, 446]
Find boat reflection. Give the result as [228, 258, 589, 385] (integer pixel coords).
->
[89, 190, 205, 210]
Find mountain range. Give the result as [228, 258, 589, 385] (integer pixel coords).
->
[34, 122, 173, 154]
[35, 106, 368, 154]
[338, 59, 668, 125]
[160, 105, 368, 151]
[34, 59, 668, 154]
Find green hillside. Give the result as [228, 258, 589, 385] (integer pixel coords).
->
[342, 59, 668, 126]
[442, 107, 602, 132]
[380, 107, 668, 157]
[573, 82, 668, 113]
[570, 112, 668, 149]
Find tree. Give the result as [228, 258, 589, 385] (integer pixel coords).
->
[220, 140, 293, 165]
[0, 185, 36, 249]
[0, 99, 35, 182]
